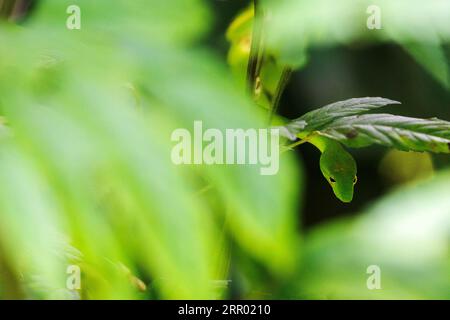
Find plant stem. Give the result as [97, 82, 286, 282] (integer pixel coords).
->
[281, 133, 316, 154]
[268, 67, 292, 124]
[246, 0, 265, 96]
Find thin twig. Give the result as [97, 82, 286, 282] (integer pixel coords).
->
[194, 184, 213, 197]
[281, 133, 315, 154]
[246, 0, 265, 96]
[268, 67, 292, 125]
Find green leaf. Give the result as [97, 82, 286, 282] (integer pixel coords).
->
[266, 0, 450, 77]
[319, 114, 450, 153]
[226, 5, 253, 43]
[135, 47, 302, 273]
[0, 0, 303, 298]
[0, 145, 69, 299]
[30, 0, 210, 47]
[285, 97, 400, 138]
[0, 2, 219, 297]
[401, 42, 449, 88]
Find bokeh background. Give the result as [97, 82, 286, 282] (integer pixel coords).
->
[0, 0, 449, 300]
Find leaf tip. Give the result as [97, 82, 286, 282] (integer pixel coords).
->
[382, 97, 402, 105]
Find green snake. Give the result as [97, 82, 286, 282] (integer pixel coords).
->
[301, 134, 357, 203]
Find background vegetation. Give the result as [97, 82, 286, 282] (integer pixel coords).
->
[0, 0, 449, 299]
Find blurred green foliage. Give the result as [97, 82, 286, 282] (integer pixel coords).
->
[0, 0, 300, 299]
[0, 0, 448, 300]
[266, 0, 450, 87]
[379, 150, 434, 186]
[296, 171, 450, 299]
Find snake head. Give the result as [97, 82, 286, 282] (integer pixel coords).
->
[319, 145, 357, 203]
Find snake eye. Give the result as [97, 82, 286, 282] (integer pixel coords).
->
[329, 177, 336, 183]
[353, 176, 358, 184]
